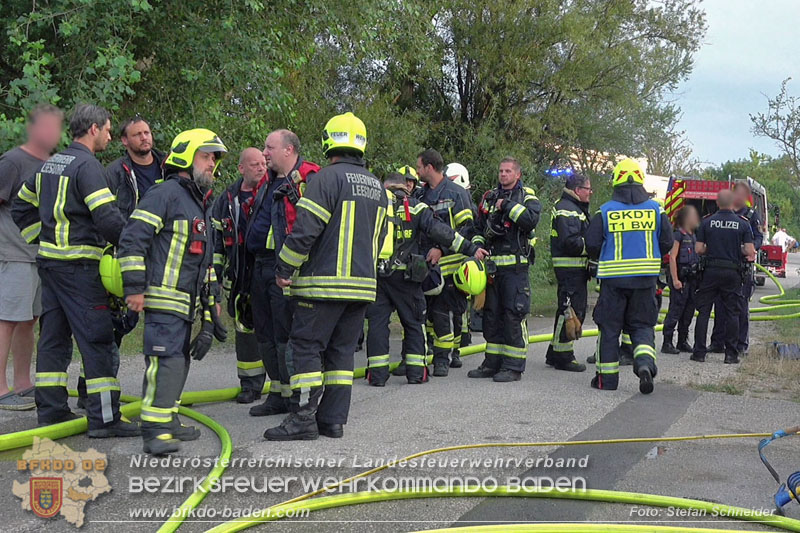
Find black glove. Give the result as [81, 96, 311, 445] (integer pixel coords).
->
[190, 323, 214, 360]
[587, 260, 598, 279]
[209, 303, 228, 342]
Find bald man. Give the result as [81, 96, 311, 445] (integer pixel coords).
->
[691, 189, 755, 364]
[212, 148, 267, 403]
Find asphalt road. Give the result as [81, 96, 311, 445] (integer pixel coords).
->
[1, 254, 799, 532]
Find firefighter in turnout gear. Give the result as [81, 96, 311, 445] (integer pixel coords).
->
[585, 159, 673, 394]
[11, 104, 139, 436]
[366, 173, 487, 387]
[245, 130, 320, 417]
[119, 128, 228, 455]
[545, 173, 593, 372]
[415, 149, 475, 376]
[691, 189, 755, 365]
[264, 112, 387, 441]
[212, 148, 266, 403]
[467, 157, 541, 382]
[661, 205, 701, 354]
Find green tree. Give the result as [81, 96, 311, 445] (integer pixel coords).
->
[750, 78, 800, 182]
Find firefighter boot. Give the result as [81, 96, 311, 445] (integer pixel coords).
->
[676, 338, 693, 353]
[170, 415, 201, 441]
[493, 369, 522, 382]
[249, 395, 289, 417]
[143, 433, 181, 456]
[467, 365, 498, 378]
[638, 367, 654, 394]
[87, 417, 141, 438]
[264, 405, 319, 441]
[449, 352, 463, 368]
[661, 341, 680, 355]
[392, 361, 407, 376]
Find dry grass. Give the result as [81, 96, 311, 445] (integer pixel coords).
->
[705, 344, 800, 403]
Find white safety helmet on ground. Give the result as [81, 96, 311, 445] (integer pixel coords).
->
[445, 162, 470, 190]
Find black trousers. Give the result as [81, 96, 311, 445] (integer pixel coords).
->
[35, 261, 121, 430]
[694, 268, 742, 359]
[593, 281, 658, 390]
[140, 311, 192, 439]
[287, 299, 367, 424]
[366, 271, 427, 383]
[662, 276, 697, 344]
[710, 273, 752, 352]
[234, 331, 265, 392]
[251, 254, 290, 403]
[546, 270, 589, 366]
[479, 266, 530, 373]
[426, 279, 468, 366]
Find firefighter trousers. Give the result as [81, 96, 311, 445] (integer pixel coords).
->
[235, 331, 264, 393]
[593, 282, 658, 390]
[287, 299, 366, 425]
[662, 276, 697, 344]
[710, 273, 752, 352]
[694, 268, 742, 360]
[140, 312, 192, 439]
[426, 279, 468, 367]
[546, 270, 589, 367]
[480, 266, 530, 373]
[366, 271, 427, 384]
[251, 254, 289, 405]
[35, 261, 121, 430]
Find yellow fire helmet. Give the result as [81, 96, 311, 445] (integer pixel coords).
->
[99, 245, 124, 298]
[165, 128, 228, 175]
[398, 165, 419, 182]
[321, 112, 367, 157]
[454, 259, 487, 296]
[612, 158, 645, 187]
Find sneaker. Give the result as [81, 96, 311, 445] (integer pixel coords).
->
[236, 389, 262, 404]
[0, 392, 35, 411]
[264, 413, 319, 441]
[492, 369, 522, 382]
[38, 411, 82, 427]
[467, 366, 497, 378]
[249, 397, 288, 417]
[143, 433, 180, 455]
[88, 417, 141, 438]
[553, 360, 587, 372]
[433, 363, 449, 377]
[661, 342, 680, 355]
[449, 354, 463, 368]
[638, 368, 654, 395]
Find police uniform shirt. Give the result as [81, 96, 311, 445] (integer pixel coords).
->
[696, 209, 753, 263]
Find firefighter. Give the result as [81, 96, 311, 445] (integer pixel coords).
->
[264, 112, 387, 441]
[661, 205, 700, 354]
[119, 128, 228, 455]
[691, 189, 755, 364]
[245, 129, 320, 417]
[545, 173, 592, 372]
[709, 180, 762, 354]
[415, 149, 474, 376]
[11, 104, 138, 435]
[212, 148, 267, 403]
[366, 172, 487, 386]
[585, 159, 673, 394]
[398, 165, 419, 195]
[467, 157, 541, 382]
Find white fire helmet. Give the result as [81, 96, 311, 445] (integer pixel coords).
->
[445, 162, 470, 190]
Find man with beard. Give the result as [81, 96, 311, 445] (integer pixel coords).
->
[12, 104, 138, 436]
[119, 128, 228, 455]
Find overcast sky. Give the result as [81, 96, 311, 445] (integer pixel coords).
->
[674, 0, 799, 167]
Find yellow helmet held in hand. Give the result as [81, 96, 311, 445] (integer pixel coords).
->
[612, 159, 645, 187]
[165, 128, 228, 174]
[397, 165, 418, 183]
[321, 112, 367, 157]
[454, 259, 487, 296]
[99, 245, 124, 298]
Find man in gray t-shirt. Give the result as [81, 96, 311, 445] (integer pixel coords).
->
[0, 104, 63, 410]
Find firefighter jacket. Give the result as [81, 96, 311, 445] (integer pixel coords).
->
[585, 184, 673, 282]
[275, 154, 388, 302]
[550, 189, 590, 271]
[105, 149, 166, 219]
[12, 142, 125, 261]
[471, 181, 541, 269]
[379, 188, 479, 272]
[118, 173, 218, 321]
[416, 177, 475, 277]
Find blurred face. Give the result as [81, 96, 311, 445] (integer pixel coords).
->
[238, 149, 266, 186]
[575, 179, 593, 203]
[27, 112, 63, 153]
[93, 120, 112, 153]
[733, 186, 749, 209]
[122, 120, 153, 157]
[415, 158, 435, 183]
[264, 132, 295, 175]
[498, 162, 520, 189]
[192, 150, 216, 189]
[405, 179, 417, 194]
[685, 206, 700, 231]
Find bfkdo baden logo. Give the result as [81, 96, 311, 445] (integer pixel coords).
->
[13, 437, 110, 527]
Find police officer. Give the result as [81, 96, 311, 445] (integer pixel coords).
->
[245, 130, 320, 417]
[691, 189, 755, 365]
[467, 157, 541, 382]
[12, 104, 139, 436]
[545, 173, 592, 372]
[415, 149, 474, 376]
[661, 205, 700, 354]
[119, 128, 228, 455]
[585, 159, 673, 394]
[366, 173, 487, 386]
[264, 112, 387, 441]
[709, 181, 762, 354]
[212, 148, 267, 403]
